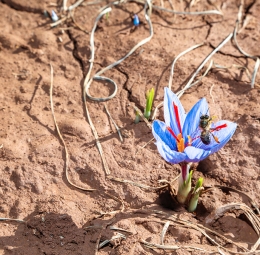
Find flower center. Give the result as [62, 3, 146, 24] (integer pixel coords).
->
[177, 133, 185, 152]
[166, 103, 186, 152]
[166, 127, 186, 152]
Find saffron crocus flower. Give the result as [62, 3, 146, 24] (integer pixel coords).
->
[152, 87, 237, 164]
[152, 87, 237, 203]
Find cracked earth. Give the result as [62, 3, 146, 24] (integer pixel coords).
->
[0, 0, 260, 254]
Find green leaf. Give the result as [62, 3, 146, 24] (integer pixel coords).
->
[188, 177, 204, 212]
[134, 111, 140, 124]
[144, 88, 155, 119]
[177, 170, 193, 204]
[194, 177, 203, 192]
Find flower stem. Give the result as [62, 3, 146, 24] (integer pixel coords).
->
[177, 163, 192, 204]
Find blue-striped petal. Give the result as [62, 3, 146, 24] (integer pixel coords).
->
[155, 140, 186, 164]
[184, 146, 211, 162]
[164, 87, 186, 136]
[182, 98, 208, 139]
[152, 120, 177, 150]
[208, 120, 237, 154]
[192, 120, 237, 152]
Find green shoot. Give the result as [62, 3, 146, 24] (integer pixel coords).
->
[177, 170, 193, 204]
[144, 88, 155, 120]
[188, 177, 204, 212]
[134, 111, 140, 124]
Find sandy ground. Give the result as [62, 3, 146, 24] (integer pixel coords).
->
[0, 0, 260, 254]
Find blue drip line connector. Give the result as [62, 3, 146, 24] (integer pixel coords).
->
[51, 10, 59, 22]
[133, 14, 140, 26]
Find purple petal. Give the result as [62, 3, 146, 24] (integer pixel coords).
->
[184, 146, 211, 162]
[182, 98, 208, 139]
[155, 140, 186, 164]
[208, 120, 237, 154]
[192, 120, 237, 153]
[152, 120, 177, 150]
[164, 87, 186, 136]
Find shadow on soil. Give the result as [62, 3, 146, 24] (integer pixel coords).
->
[0, 212, 89, 255]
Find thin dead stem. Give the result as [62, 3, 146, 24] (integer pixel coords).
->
[49, 64, 95, 191]
[104, 103, 123, 142]
[132, 105, 152, 129]
[140, 206, 260, 254]
[0, 218, 25, 223]
[213, 185, 260, 214]
[251, 58, 260, 89]
[176, 33, 233, 98]
[160, 221, 170, 245]
[209, 84, 215, 104]
[135, 137, 155, 155]
[82, 2, 153, 176]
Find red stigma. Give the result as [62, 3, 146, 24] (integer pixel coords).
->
[212, 123, 227, 132]
[167, 127, 180, 143]
[173, 103, 182, 134]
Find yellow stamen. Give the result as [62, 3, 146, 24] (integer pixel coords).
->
[187, 135, 192, 146]
[177, 133, 185, 152]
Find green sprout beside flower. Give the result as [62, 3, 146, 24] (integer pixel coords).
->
[134, 111, 140, 124]
[144, 88, 155, 120]
[188, 177, 204, 212]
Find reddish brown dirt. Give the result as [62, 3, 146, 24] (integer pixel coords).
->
[0, 0, 259, 254]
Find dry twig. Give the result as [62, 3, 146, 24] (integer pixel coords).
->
[49, 64, 95, 191]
